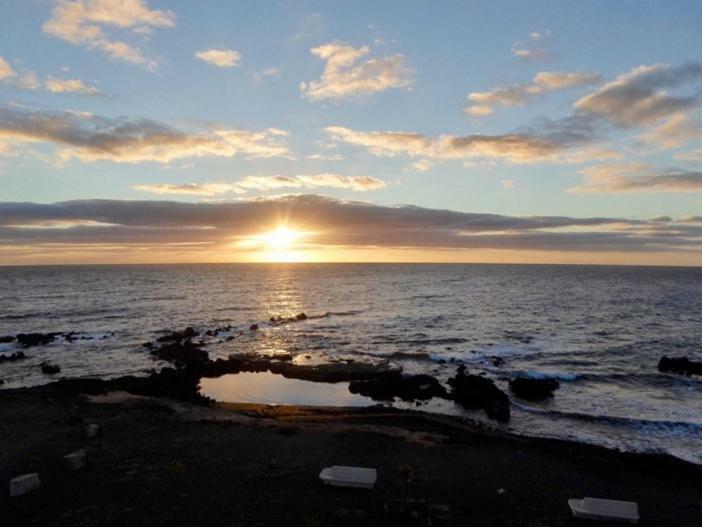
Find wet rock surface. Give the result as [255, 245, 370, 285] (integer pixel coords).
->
[349, 373, 448, 401]
[508, 377, 560, 401]
[448, 366, 510, 422]
[1, 384, 700, 527]
[41, 362, 61, 375]
[16, 332, 59, 347]
[0, 351, 26, 363]
[150, 340, 209, 367]
[658, 356, 702, 376]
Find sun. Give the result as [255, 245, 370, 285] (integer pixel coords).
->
[262, 227, 300, 250]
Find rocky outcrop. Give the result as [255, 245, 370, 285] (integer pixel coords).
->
[349, 373, 447, 401]
[41, 362, 61, 374]
[0, 335, 14, 344]
[150, 340, 208, 367]
[508, 377, 559, 401]
[448, 366, 510, 422]
[658, 356, 702, 376]
[0, 351, 26, 363]
[156, 327, 199, 343]
[16, 333, 59, 347]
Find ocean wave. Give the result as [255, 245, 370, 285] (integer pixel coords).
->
[318, 309, 365, 318]
[512, 402, 702, 435]
[518, 370, 579, 381]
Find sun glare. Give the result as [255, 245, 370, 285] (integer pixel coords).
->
[262, 227, 299, 250]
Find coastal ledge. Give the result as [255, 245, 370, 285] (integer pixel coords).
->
[0, 384, 700, 526]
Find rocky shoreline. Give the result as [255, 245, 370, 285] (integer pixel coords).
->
[1, 379, 700, 526]
[2, 324, 702, 524]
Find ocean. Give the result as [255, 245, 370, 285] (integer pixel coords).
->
[1, 263, 701, 463]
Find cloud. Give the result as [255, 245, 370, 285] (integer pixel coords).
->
[408, 159, 434, 172]
[2, 195, 699, 258]
[301, 42, 412, 101]
[465, 70, 600, 115]
[512, 31, 555, 62]
[195, 49, 241, 68]
[574, 62, 702, 127]
[296, 173, 386, 191]
[0, 56, 16, 79]
[44, 77, 102, 95]
[236, 175, 302, 191]
[675, 148, 702, 162]
[326, 117, 600, 164]
[0, 105, 292, 164]
[253, 67, 281, 84]
[636, 113, 702, 149]
[132, 183, 242, 196]
[133, 174, 386, 196]
[569, 162, 702, 193]
[42, 0, 175, 69]
[305, 153, 344, 161]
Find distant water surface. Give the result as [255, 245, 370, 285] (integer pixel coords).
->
[1, 263, 701, 463]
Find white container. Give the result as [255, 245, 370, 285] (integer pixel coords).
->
[64, 450, 88, 471]
[9, 473, 40, 497]
[86, 424, 100, 439]
[569, 497, 639, 524]
[319, 466, 377, 489]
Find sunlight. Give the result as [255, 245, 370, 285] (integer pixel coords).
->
[261, 227, 300, 250]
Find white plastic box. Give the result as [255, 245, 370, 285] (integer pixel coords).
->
[9, 473, 41, 497]
[319, 466, 377, 489]
[569, 497, 639, 524]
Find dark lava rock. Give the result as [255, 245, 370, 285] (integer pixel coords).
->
[349, 373, 447, 401]
[448, 366, 510, 422]
[492, 356, 506, 367]
[41, 362, 61, 374]
[156, 327, 199, 343]
[48, 367, 209, 405]
[249, 324, 259, 331]
[0, 335, 14, 343]
[508, 377, 560, 401]
[150, 340, 208, 367]
[0, 351, 26, 363]
[17, 333, 58, 347]
[0, 379, 4, 385]
[295, 312, 307, 321]
[142, 341, 155, 349]
[658, 356, 702, 376]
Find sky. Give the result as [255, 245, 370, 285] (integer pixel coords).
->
[1, 0, 702, 265]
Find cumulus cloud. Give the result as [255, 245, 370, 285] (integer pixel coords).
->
[636, 113, 702, 150]
[301, 42, 412, 101]
[44, 77, 101, 95]
[252, 67, 280, 84]
[133, 174, 386, 196]
[569, 163, 702, 193]
[195, 49, 241, 68]
[2, 195, 699, 257]
[574, 62, 702, 127]
[132, 183, 242, 196]
[0, 105, 291, 164]
[512, 31, 555, 62]
[675, 148, 702, 162]
[465, 70, 600, 116]
[296, 173, 386, 191]
[0, 59, 101, 95]
[0, 56, 16, 79]
[326, 117, 600, 164]
[42, 0, 175, 69]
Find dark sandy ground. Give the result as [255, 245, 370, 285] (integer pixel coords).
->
[0, 386, 700, 527]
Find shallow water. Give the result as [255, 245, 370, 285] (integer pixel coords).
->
[1, 263, 701, 463]
[199, 371, 373, 407]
